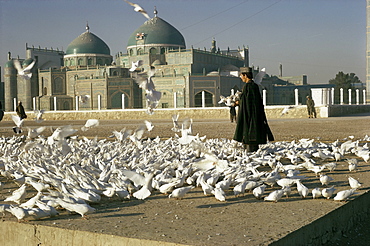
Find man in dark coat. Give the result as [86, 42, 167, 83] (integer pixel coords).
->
[233, 67, 274, 152]
[16, 101, 27, 120]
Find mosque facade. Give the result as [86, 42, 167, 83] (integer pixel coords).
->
[3, 9, 323, 112]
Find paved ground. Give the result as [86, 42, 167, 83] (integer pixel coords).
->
[0, 114, 370, 245]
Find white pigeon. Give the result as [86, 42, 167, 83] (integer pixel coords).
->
[26, 179, 50, 192]
[212, 187, 226, 202]
[144, 120, 154, 132]
[133, 173, 154, 200]
[48, 125, 78, 144]
[347, 159, 358, 172]
[81, 119, 100, 131]
[123, 0, 150, 19]
[319, 174, 334, 186]
[254, 67, 266, 86]
[27, 126, 46, 139]
[280, 106, 295, 116]
[322, 186, 336, 199]
[11, 115, 24, 134]
[323, 162, 337, 172]
[311, 187, 322, 199]
[348, 176, 362, 190]
[79, 95, 90, 104]
[169, 186, 194, 200]
[34, 109, 45, 123]
[200, 180, 214, 196]
[133, 66, 161, 115]
[296, 180, 309, 198]
[233, 179, 248, 197]
[252, 184, 266, 199]
[14, 59, 35, 79]
[171, 114, 181, 132]
[333, 189, 357, 201]
[129, 60, 143, 72]
[111, 128, 132, 142]
[264, 189, 284, 203]
[4, 184, 28, 204]
[5, 205, 29, 221]
[56, 198, 96, 218]
[20, 192, 42, 209]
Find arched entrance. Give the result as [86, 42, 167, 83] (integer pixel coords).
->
[194, 91, 214, 107]
[111, 92, 129, 109]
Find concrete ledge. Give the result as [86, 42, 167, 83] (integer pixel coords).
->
[0, 220, 187, 246]
[270, 190, 370, 246]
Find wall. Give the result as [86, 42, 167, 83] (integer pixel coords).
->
[2, 105, 370, 122]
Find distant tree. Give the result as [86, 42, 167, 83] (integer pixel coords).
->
[329, 72, 362, 104]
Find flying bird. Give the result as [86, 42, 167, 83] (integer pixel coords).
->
[280, 106, 295, 116]
[14, 59, 36, 80]
[129, 60, 143, 72]
[11, 115, 24, 134]
[79, 95, 90, 105]
[34, 109, 45, 123]
[254, 67, 266, 86]
[123, 0, 150, 19]
[81, 119, 100, 131]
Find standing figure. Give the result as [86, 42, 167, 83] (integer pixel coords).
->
[229, 101, 237, 123]
[233, 67, 274, 152]
[16, 101, 27, 120]
[306, 96, 316, 118]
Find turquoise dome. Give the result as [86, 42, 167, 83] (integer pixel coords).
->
[23, 58, 34, 66]
[127, 17, 185, 48]
[5, 60, 14, 68]
[66, 31, 110, 55]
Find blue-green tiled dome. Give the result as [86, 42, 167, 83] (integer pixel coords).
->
[66, 31, 110, 55]
[5, 60, 14, 68]
[127, 17, 185, 48]
[23, 58, 34, 66]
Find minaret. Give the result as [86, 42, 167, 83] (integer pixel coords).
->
[211, 38, 216, 53]
[279, 63, 283, 77]
[4, 52, 17, 111]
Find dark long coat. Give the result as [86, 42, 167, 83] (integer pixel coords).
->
[233, 81, 274, 144]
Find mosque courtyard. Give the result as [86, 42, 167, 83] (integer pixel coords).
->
[0, 115, 369, 245]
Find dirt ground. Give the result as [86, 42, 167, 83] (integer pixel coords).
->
[1, 115, 370, 245]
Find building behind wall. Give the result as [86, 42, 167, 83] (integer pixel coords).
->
[3, 7, 330, 111]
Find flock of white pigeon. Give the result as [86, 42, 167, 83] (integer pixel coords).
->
[0, 109, 367, 223]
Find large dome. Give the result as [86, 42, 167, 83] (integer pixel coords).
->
[66, 29, 110, 55]
[127, 16, 185, 49]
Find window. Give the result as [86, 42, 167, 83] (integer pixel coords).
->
[150, 48, 157, 55]
[162, 103, 169, 108]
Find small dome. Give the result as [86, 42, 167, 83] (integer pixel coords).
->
[23, 58, 34, 66]
[207, 71, 219, 76]
[5, 60, 14, 68]
[66, 30, 110, 55]
[221, 64, 239, 72]
[127, 16, 185, 49]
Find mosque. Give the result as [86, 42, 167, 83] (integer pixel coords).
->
[3, 8, 326, 112]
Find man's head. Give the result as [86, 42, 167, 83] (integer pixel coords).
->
[240, 67, 253, 80]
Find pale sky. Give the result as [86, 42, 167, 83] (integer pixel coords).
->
[0, 0, 366, 84]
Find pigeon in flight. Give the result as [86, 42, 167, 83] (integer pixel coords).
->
[14, 59, 35, 80]
[129, 60, 144, 72]
[123, 0, 150, 19]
